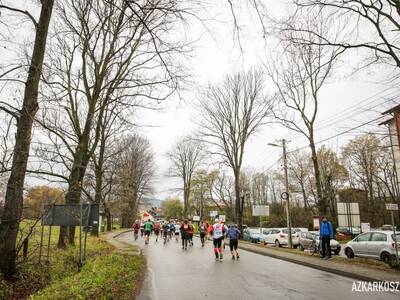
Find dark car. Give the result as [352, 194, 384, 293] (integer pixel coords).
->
[243, 228, 261, 243]
[298, 232, 341, 255]
[335, 226, 359, 241]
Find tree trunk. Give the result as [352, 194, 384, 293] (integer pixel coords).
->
[58, 136, 92, 248]
[233, 169, 243, 231]
[309, 139, 325, 216]
[0, 0, 54, 278]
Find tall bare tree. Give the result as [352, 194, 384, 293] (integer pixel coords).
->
[197, 69, 274, 230]
[114, 134, 155, 228]
[168, 135, 204, 218]
[0, 0, 54, 278]
[267, 13, 344, 215]
[34, 0, 186, 247]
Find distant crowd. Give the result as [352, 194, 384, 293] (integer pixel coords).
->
[132, 219, 241, 261]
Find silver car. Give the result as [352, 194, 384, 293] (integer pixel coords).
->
[344, 231, 400, 265]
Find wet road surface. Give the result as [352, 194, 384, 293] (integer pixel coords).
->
[117, 233, 399, 300]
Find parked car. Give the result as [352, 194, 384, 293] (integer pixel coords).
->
[263, 228, 299, 248]
[298, 232, 341, 255]
[344, 231, 400, 266]
[379, 224, 394, 231]
[292, 228, 308, 246]
[335, 226, 360, 240]
[243, 227, 261, 243]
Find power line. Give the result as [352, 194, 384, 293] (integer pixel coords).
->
[288, 115, 386, 154]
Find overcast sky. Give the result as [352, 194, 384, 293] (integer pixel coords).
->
[1, 0, 397, 202]
[134, 1, 398, 201]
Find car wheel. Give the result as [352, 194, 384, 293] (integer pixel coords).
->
[264, 241, 267, 246]
[275, 240, 281, 247]
[345, 247, 354, 259]
[299, 244, 304, 251]
[380, 252, 391, 264]
[334, 250, 340, 255]
[293, 244, 298, 249]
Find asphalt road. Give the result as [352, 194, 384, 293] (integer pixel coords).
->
[117, 233, 398, 300]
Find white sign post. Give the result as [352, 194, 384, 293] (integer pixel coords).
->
[361, 222, 370, 233]
[386, 203, 399, 266]
[209, 211, 218, 218]
[252, 205, 270, 234]
[337, 202, 360, 235]
[193, 216, 200, 222]
[252, 205, 270, 217]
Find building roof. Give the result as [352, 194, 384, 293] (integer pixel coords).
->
[378, 118, 393, 126]
[382, 104, 400, 115]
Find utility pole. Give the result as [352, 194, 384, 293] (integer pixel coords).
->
[268, 139, 292, 248]
[282, 139, 293, 248]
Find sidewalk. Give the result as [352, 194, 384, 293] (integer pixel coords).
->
[102, 230, 141, 256]
[238, 241, 400, 282]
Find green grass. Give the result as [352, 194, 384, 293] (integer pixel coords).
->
[1, 222, 145, 300]
[32, 250, 145, 300]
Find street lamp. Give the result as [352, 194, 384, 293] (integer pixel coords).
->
[268, 140, 293, 248]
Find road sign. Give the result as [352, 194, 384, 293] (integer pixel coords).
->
[337, 202, 360, 228]
[252, 205, 270, 217]
[386, 203, 399, 211]
[209, 211, 218, 217]
[313, 217, 320, 230]
[193, 216, 200, 222]
[361, 222, 370, 233]
[219, 215, 226, 222]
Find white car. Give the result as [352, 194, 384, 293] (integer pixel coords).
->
[263, 228, 299, 248]
[344, 231, 400, 266]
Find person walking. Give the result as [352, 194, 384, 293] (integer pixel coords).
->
[319, 216, 334, 259]
[199, 221, 207, 247]
[211, 219, 227, 261]
[180, 219, 192, 250]
[227, 224, 241, 260]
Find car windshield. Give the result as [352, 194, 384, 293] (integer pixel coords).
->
[249, 228, 260, 234]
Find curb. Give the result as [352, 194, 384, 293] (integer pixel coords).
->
[237, 244, 391, 282]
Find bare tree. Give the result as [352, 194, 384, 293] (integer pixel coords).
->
[113, 134, 155, 228]
[292, 0, 400, 71]
[168, 135, 204, 218]
[0, 0, 54, 278]
[197, 69, 273, 230]
[33, 0, 187, 247]
[267, 13, 344, 215]
[288, 151, 313, 208]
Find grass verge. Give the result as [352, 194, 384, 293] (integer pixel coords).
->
[0, 236, 145, 300]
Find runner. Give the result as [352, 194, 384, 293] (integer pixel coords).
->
[169, 220, 175, 240]
[133, 220, 140, 241]
[153, 221, 161, 242]
[206, 220, 212, 240]
[227, 224, 241, 260]
[188, 220, 194, 246]
[144, 219, 153, 245]
[162, 222, 170, 244]
[199, 221, 207, 247]
[210, 219, 227, 261]
[140, 222, 145, 237]
[174, 221, 180, 242]
[180, 219, 192, 250]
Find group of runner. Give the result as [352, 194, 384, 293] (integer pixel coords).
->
[132, 218, 242, 261]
